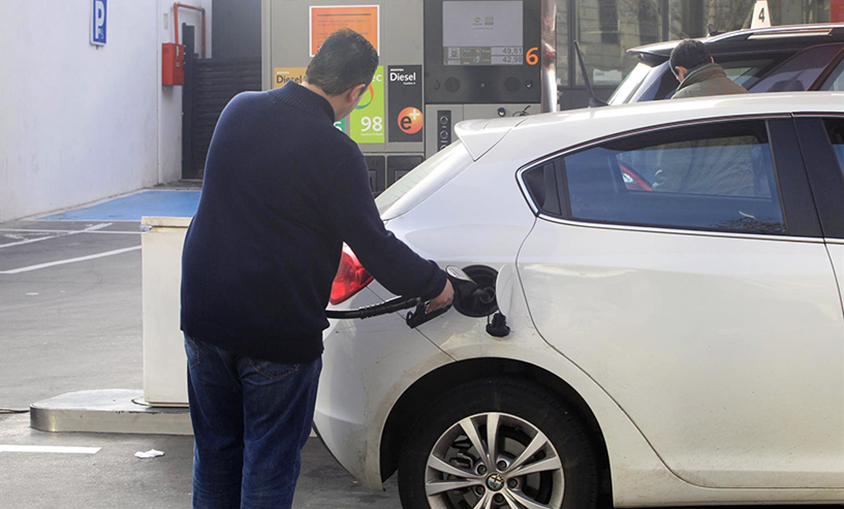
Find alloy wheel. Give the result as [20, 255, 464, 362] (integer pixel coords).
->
[424, 412, 564, 509]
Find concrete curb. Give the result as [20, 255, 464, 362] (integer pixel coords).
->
[30, 389, 192, 436]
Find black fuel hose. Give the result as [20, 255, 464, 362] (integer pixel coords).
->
[325, 296, 420, 320]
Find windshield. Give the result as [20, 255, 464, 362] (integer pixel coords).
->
[608, 62, 654, 104]
[376, 142, 474, 220]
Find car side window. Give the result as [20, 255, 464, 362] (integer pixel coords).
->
[824, 119, 844, 178]
[521, 161, 564, 217]
[560, 120, 787, 235]
[821, 58, 844, 91]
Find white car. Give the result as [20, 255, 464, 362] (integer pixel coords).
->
[315, 92, 844, 508]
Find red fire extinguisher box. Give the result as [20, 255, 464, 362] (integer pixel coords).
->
[162, 42, 185, 86]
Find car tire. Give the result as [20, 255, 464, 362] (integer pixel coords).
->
[398, 378, 599, 509]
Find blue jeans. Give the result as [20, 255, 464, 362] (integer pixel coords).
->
[184, 334, 322, 509]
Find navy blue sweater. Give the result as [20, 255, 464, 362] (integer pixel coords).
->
[181, 82, 446, 363]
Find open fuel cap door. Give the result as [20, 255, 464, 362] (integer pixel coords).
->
[487, 264, 515, 337]
[494, 264, 515, 318]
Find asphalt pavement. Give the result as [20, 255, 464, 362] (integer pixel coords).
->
[0, 190, 836, 509]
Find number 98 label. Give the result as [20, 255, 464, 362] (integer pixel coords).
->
[361, 116, 383, 132]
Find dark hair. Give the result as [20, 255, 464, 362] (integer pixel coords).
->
[669, 39, 711, 73]
[305, 29, 378, 95]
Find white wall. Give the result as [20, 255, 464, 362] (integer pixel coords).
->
[0, 1, 160, 222]
[159, 0, 212, 184]
[0, 1, 213, 222]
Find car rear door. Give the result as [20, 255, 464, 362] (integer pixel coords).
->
[516, 116, 844, 488]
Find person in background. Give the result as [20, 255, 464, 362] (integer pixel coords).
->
[651, 39, 754, 196]
[669, 39, 748, 99]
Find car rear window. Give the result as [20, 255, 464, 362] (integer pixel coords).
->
[750, 46, 843, 92]
[721, 58, 781, 89]
[608, 62, 654, 104]
[376, 142, 473, 220]
[610, 55, 787, 103]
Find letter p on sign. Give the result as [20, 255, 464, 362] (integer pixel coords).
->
[91, 0, 107, 45]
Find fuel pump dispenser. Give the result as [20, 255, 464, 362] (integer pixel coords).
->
[262, 0, 555, 194]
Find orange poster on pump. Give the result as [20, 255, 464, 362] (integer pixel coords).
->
[309, 5, 380, 56]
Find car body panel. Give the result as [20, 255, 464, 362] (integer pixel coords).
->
[316, 93, 844, 506]
[315, 285, 454, 489]
[629, 24, 844, 62]
[453, 116, 527, 160]
[829, 243, 844, 313]
[518, 220, 844, 488]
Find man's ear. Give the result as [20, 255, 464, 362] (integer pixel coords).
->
[348, 83, 367, 102]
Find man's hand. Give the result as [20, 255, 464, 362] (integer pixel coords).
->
[426, 279, 454, 313]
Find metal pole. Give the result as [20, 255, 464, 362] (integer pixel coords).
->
[541, 0, 558, 112]
[174, 2, 207, 58]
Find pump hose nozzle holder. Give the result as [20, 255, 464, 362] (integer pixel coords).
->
[325, 296, 419, 320]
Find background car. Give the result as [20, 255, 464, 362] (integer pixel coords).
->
[608, 23, 844, 105]
[316, 92, 844, 508]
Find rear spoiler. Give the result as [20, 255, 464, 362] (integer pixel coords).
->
[453, 117, 527, 160]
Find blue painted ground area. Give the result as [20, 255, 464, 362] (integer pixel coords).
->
[39, 190, 201, 221]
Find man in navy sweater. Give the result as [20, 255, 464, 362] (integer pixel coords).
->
[181, 29, 452, 508]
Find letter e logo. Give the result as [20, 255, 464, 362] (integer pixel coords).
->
[398, 107, 423, 135]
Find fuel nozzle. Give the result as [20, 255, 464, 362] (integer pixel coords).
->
[406, 266, 492, 329]
[446, 266, 480, 301]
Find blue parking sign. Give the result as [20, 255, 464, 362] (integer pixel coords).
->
[90, 0, 107, 45]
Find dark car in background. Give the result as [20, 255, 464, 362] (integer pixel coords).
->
[608, 23, 844, 105]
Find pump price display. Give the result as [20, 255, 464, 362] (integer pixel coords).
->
[444, 46, 523, 66]
[442, 1, 524, 66]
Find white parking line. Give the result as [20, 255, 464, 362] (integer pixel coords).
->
[0, 228, 139, 235]
[0, 223, 114, 249]
[0, 445, 101, 454]
[0, 246, 141, 275]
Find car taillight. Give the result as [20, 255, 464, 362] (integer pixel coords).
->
[329, 245, 373, 305]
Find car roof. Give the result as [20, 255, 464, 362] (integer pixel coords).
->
[629, 23, 844, 64]
[459, 92, 844, 161]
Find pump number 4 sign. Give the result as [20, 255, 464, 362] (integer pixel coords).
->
[751, 0, 772, 29]
[350, 66, 385, 144]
